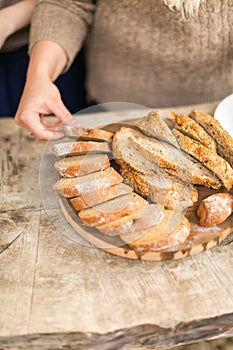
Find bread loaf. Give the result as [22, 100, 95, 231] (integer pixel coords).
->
[189, 110, 233, 168]
[53, 167, 123, 198]
[51, 140, 111, 157]
[173, 129, 233, 191]
[70, 183, 133, 211]
[78, 192, 148, 226]
[122, 211, 190, 251]
[55, 154, 110, 177]
[197, 193, 233, 227]
[172, 112, 216, 151]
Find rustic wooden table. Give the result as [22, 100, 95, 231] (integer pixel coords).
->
[1, 103, 233, 350]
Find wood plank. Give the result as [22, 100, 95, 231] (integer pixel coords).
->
[1, 313, 233, 349]
[0, 124, 43, 211]
[25, 215, 233, 335]
[0, 211, 40, 336]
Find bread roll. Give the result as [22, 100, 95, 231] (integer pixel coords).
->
[197, 193, 233, 227]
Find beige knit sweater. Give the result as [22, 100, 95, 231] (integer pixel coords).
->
[30, 0, 233, 107]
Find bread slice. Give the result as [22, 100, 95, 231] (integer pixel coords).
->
[173, 129, 233, 191]
[184, 155, 221, 189]
[78, 192, 148, 226]
[122, 166, 199, 210]
[114, 127, 221, 190]
[113, 128, 198, 209]
[189, 110, 233, 167]
[64, 126, 113, 141]
[53, 167, 123, 198]
[122, 211, 190, 252]
[135, 110, 180, 148]
[128, 127, 218, 185]
[97, 203, 164, 236]
[70, 183, 133, 211]
[54, 154, 110, 177]
[172, 112, 216, 151]
[51, 140, 111, 157]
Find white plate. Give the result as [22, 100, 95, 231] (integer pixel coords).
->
[214, 94, 233, 137]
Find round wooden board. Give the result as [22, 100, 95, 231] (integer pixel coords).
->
[59, 187, 233, 261]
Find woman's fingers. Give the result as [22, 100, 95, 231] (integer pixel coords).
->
[49, 96, 73, 123]
[14, 79, 75, 140]
[15, 110, 64, 140]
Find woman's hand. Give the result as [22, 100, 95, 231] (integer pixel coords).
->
[15, 76, 72, 140]
[15, 40, 72, 140]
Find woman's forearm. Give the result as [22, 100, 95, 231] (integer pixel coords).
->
[27, 40, 67, 82]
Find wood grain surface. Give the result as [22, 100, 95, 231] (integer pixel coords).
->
[1, 103, 233, 350]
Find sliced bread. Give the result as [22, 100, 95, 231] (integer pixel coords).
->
[112, 126, 198, 209]
[70, 183, 133, 211]
[53, 167, 123, 198]
[173, 129, 233, 191]
[135, 110, 179, 148]
[51, 140, 111, 157]
[189, 110, 233, 167]
[122, 166, 198, 210]
[128, 127, 219, 186]
[172, 112, 216, 151]
[97, 203, 164, 236]
[64, 126, 113, 141]
[54, 154, 110, 178]
[122, 211, 190, 252]
[113, 127, 221, 190]
[78, 192, 148, 226]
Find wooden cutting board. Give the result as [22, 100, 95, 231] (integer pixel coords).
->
[59, 121, 233, 261]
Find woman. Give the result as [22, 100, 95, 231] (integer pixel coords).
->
[14, 0, 233, 139]
[0, 0, 87, 117]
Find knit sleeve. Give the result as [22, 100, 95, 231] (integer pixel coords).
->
[29, 0, 95, 69]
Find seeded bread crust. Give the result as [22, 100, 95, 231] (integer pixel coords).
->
[172, 112, 216, 151]
[53, 167, 123, 198]
[51, 141, 111, 157]
[120, 165, 150, 198]
[78, 192, 148, 226]
[173, 129, 233, 191]
[122, 210, 190, 252]
[189, 110, 233, 168]
[135, 110, 179, 148]
[70, 183, 133, 211]
[55, 154, 110, 177]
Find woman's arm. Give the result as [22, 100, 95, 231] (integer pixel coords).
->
[0, 0, 36, 49]
[15, 0, 96, 140]
[14, 40, 72, 140]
